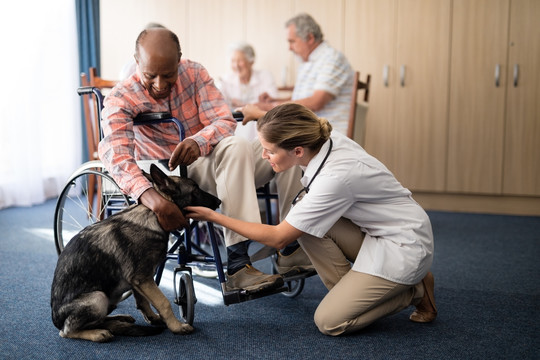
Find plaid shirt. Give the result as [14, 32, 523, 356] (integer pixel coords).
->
[292, 41, 354, 135]
[98, 59, 236, 199]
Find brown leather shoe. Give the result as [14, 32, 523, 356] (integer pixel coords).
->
[410, 272, 438, 323]
[275, 247, 315, 275]
[225, 264, 283, 292]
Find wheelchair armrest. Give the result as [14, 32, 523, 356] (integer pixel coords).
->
[133, 112, 187, 178]
[133, 112, 184, 139]
[232, 111, 244, 121]
[134, 112, 173, 123]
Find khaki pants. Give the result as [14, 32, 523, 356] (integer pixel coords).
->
[187, 136, 302, 246]
[298, 217, 424, 336]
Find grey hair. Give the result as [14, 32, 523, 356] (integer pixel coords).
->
[228, 41, 256, 63]
[285, 13, 324, 42]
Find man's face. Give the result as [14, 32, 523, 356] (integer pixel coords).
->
[137, 47, 179, 100]
[286, 24, 312, 62]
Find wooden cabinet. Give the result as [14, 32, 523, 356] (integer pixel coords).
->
[345, 0, 451, 192]
[448, 0, 540, 197]
[347, 0, 539, 198]
[447, 0, 510, 194]
[503, 0, 540, 196]
[393, 0, 451, 191]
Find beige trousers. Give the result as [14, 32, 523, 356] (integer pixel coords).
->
[187, 136, 303, 246]
[298, 217, 424, 336]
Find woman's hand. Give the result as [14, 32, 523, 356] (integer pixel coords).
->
[184, 206, 216, 222]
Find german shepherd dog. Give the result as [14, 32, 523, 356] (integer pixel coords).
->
[51, 164, 221, 342]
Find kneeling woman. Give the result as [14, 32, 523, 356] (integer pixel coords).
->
[186, 103, 437, 336]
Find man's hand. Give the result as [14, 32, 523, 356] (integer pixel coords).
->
[238, 104, 267, 125]
[258, 92, 273, 103]
[169, 138, 200, 170]
[139, 188, 188, 231]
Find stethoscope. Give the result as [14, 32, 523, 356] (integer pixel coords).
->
[292, 138, 333, 206]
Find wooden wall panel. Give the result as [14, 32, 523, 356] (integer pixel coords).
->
[344, 0, 397, 170]
[100, 0, 188, 80]
[184, 0, 244, 79]
[245, 0, 295, 88]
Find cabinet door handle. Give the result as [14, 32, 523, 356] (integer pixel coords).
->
[495, 64, 501, 87]
[513, 64, 519, 87]
[383, 65, 389, 87]
[400, 65, 406, 87]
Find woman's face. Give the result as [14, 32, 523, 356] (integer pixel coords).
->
[259, 135, 300, 173]
[231, 50, 252, 80]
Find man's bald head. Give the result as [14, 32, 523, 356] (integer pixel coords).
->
[135, 28, 182, 63]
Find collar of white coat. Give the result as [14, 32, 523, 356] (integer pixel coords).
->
[299, 136, 333, 188]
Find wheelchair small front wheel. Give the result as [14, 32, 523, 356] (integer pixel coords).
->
[174, 272, 196, 325]
[271, 256, 305, 298]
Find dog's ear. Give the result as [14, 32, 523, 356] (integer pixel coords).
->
[150, 163, 170, 187]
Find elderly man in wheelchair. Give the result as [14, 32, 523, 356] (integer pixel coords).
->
[96, 27, 312, 294]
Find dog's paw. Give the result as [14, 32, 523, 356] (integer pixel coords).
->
[170, 322, 194, 335]
[91, 329, 115, 343]
[59, 329, 114, 343]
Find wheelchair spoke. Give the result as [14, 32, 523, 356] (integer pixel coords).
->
[54, 168, 130, 254]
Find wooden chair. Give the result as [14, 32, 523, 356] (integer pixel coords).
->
[347, 71, 371, 144]
[80, 67, 118, 161]
[79, 67, 118, 218]
[89, 67, 117, 90]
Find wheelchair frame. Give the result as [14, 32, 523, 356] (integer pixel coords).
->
[53, 86, 315, 326]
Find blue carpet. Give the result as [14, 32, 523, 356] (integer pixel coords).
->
[0, 199, 539, 359]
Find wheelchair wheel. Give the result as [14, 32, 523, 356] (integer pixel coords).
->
[54, 166, 130, 254]
[271, 255, 305, 298]
[174, 272, 196, 325]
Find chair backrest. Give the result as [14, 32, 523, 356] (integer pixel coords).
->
[347, 71, 371, 144]
[89, 67, 117, 90]
[80, 67, 118, 160]
[80, 72, 98, 160]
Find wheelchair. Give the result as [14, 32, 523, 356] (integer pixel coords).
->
[53, 86, 315, 326]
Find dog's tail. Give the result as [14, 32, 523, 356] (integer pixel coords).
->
[110, 324, 165, 337]
[102, 317, 165, 337]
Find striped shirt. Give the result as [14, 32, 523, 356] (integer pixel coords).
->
[292, 41, 354, 135]
[98, 59, 235, 199]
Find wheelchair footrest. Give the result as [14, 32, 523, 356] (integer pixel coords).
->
[221, 269, 317, 305]
[222, 285, 289, 305]
[281, 268, 317, 282]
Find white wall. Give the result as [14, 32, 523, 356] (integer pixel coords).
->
[100, 0, 349, 86]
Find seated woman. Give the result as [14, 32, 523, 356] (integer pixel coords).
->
[217, 42, 278, 141]
[186, 103, 437, 336]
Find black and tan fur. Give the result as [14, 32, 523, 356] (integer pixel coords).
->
[51, 164, 221, 342]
